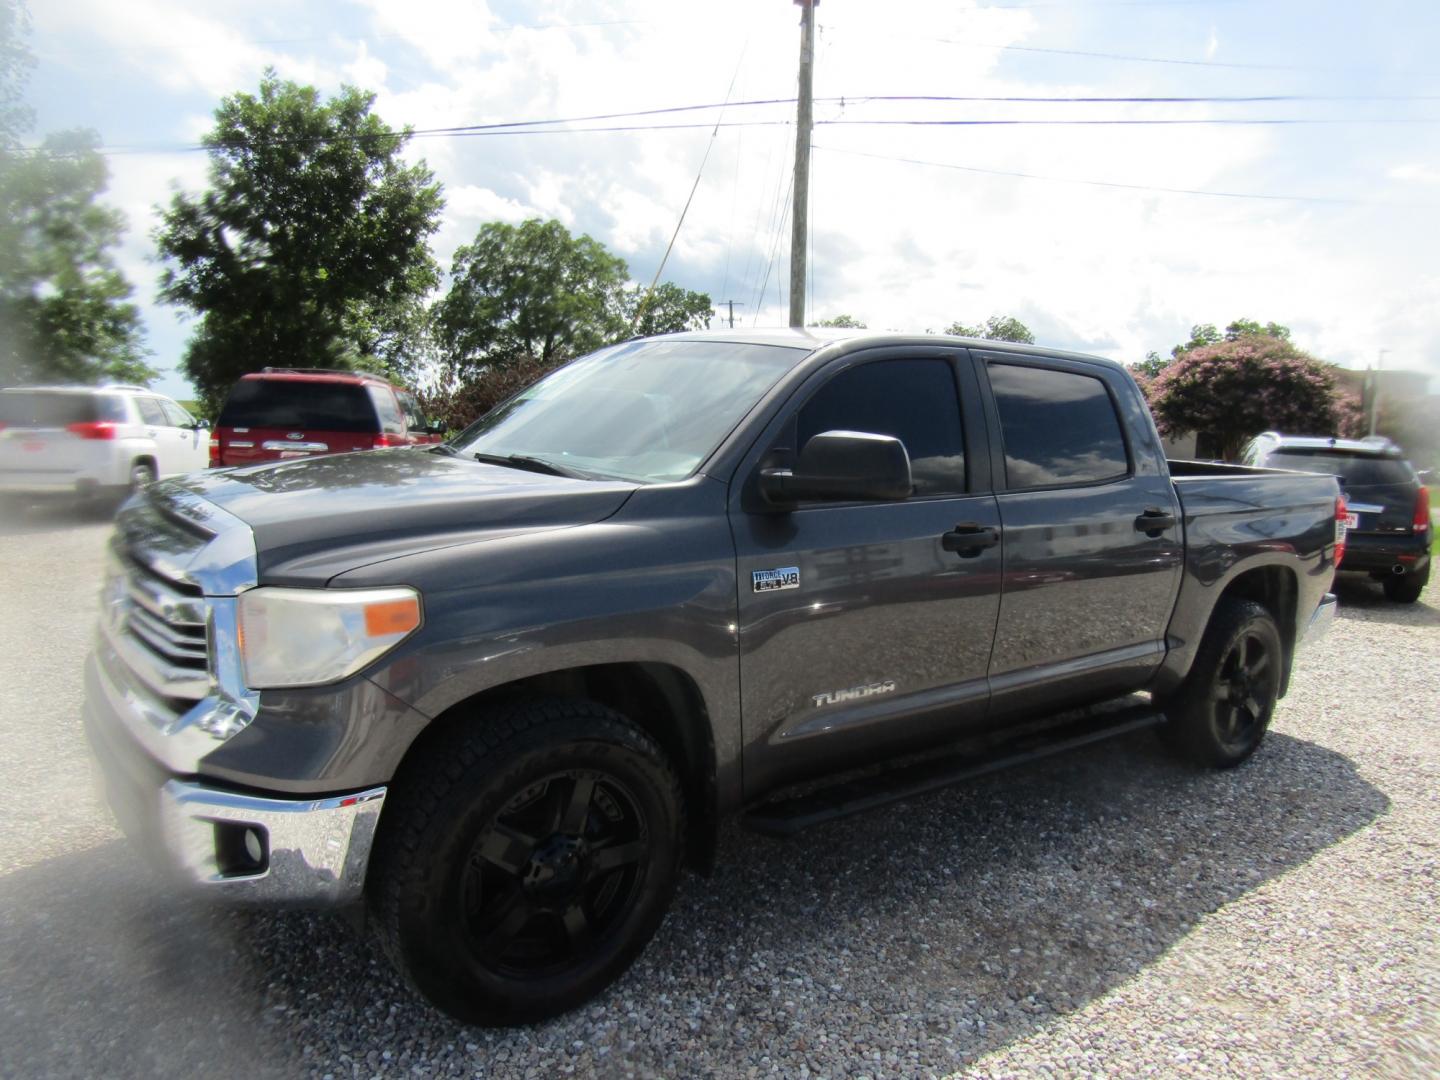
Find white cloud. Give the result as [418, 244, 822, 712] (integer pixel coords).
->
[1388, 164, 1440, 184]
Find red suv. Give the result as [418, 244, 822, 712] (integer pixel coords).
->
[212, 368, 443, 468]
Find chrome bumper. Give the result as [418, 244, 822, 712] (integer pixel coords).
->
[1300, 592, 1338, 649]
[157, 781, 386, 904]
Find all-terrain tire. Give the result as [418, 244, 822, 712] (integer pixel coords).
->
[369, 700, 685, 1026]
[1159, 597, 1283, 768]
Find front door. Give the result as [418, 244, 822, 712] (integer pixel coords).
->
[732, 351, 1002, 796]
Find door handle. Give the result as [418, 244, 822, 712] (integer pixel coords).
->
[1134, 507, 1177, 536]
[942, 523, 1000, 557]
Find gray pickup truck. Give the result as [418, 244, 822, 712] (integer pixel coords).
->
[85, 330, 1342, 1025]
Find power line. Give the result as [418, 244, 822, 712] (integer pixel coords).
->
[812, 144, 1436, 208]
[31, 92, 1440, 157]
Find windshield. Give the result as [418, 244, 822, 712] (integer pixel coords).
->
[451, 339, 804, 482]
[1266, 450, 1415, 487]
[0, 391, 124, 426]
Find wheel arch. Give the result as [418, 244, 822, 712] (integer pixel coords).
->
[1155, 561, 1301, 699]
[390, 661, 719, 873]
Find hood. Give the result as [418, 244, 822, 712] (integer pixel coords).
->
[162, 448, 637, 585]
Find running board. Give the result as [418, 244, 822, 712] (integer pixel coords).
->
[741, 705, 1166, 838]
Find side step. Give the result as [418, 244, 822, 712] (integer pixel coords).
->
[740, 705, 1166, 837]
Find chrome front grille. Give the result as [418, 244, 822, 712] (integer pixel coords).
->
[92, 481, 260, 774]
[104, 547, 212, 708]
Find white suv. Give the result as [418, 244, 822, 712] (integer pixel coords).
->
[0, 385, 210, 504]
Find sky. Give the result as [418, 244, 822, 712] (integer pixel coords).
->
[23, 0, 1440, 401]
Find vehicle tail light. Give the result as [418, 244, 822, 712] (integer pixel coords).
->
[1334, 495, 1348, 567]
[66, 421, 118, 440]
[209, 438, 221, 467]
[1416, 486, 1431, 534]
[372, 434, 398, 448]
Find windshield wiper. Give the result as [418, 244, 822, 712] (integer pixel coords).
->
[472, 452, 591, 479]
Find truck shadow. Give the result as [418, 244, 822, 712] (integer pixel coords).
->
[0, 730, 1386, 1076]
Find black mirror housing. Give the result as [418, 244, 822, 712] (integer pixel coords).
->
[760, 430, 912, 506]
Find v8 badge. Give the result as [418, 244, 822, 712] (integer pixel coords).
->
[752, 566, 800, 592]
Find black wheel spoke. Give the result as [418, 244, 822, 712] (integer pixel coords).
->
[561, 901, 594, 952]
[589, 840, 645, 876]
[1242, 695, 1263, 721]
[558, 776, 596, 834]
[476, 824, 538, 876]
[478, 887, 535, 956]
[1248, 652, 1271, 679]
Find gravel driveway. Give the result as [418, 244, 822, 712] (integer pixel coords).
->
[0, 503, 1434, 1079]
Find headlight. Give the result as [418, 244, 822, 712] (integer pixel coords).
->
[237, 586, 421, 689]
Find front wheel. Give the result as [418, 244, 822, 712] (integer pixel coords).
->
[1160, 597, 1283, 768]
[370, 700, 685, 1026]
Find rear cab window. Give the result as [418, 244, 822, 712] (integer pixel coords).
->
[987, 363, 1130, 488]
[219, 380, 380, 432]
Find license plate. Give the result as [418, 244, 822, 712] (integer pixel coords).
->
[1342, 512, 1359, 529]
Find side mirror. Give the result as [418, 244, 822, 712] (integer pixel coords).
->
[759, 430, 912, 506]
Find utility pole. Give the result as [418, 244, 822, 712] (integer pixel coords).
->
[788, 0, 816, 328]
[719, 299, 745, 328]
[1368, 348, 1389, 437]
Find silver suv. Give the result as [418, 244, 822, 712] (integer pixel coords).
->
[0, 384, 210, 505]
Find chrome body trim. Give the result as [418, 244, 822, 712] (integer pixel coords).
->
[261, 440, 329, 452]
[159, 781, 386, 904]
[1300, 592, 1337, 649]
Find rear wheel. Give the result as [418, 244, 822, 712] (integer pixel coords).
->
[1383, 564, 1429, 604]
[128, 459, 157, 492]
[370, 700, 685, 1026]
[1160, 597, 1283, 768]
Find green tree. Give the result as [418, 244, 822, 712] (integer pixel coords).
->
[811, 313, 867, 329]
[627, 281, 713, 336]
[943, 314, 1035, 344]
[434, 218, 629, 377]
[1130, 350, 1170, 380]
[0, 2, 151, 386]
[1172, 318, 1290, 358]
[1147, 334, 1343, 461]
[156, 72, 443, 412]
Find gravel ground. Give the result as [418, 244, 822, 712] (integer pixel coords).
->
[0, 502, 1435, 1079]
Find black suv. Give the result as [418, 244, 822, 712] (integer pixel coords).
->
[1243, 432, 1432, 602]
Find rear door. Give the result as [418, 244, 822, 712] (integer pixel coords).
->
[732, 347, 1002, 795]
[0, 391, 123, 481]
[217, 379, 380, 464]
[976, 355, 1184, 718]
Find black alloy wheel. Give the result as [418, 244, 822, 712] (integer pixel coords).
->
[1207, 626, 1279, 757]
[459, 769, 650, 978]
[370, 700, 685, 1026]
[1161, 597, 1283, 768]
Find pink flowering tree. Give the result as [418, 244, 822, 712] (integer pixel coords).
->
[1146, 335, 1346, 461]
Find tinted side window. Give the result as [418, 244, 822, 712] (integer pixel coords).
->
[988, 363, 1128, 488]
[368, 386, 405, 434]
[136, 397, 168, 426]
[797, 358, 964, 495]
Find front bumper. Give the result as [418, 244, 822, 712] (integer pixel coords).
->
[86, 676, 387, 905]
